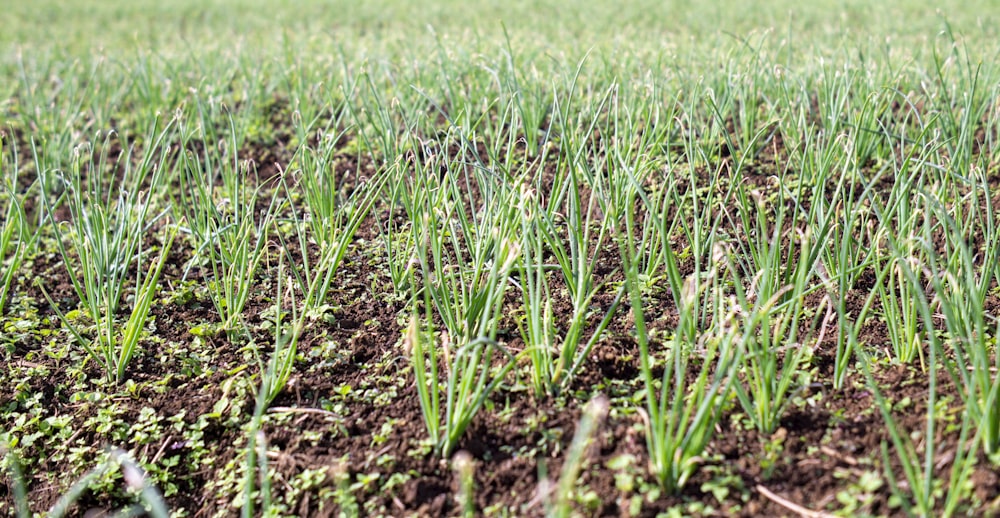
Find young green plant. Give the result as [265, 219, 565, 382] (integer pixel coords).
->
[917, 196, 1000, 456]
[0, 135, 31, 314]
[287, 130, 388, 315]
[41, 121, 179, 384]
[725, 185, 826, 435]
[616, 183, 740, 493]
[407, 194, 520, 456]
[516, 183, 623, 398]
[857, 341, 979, 517]
[240, 255, 305, 517]
[176, 113, 277, 339]
[406, 212, 521, 456]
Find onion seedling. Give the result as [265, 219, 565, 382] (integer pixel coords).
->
[176, 117, 277, 340]
[857, 342, 979, 517]
[916, 197, 1000, 457]
[726, 190, 825, 434]
[616, 184, 740, 493]
[291, 130, 388, 315]
[42, 120, 178, 384]
[0, 136, 31, 314]
[517, 178, 623, 398]
[406, 161, 521, 455]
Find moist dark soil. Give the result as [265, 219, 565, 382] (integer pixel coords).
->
[2, 126, 999, 518]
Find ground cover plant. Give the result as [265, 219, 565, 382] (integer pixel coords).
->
[2, 0, 1000, 516]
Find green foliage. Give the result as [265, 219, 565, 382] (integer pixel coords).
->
[2, 0, 1000, 514]
[175, 108, 276, 340]
[41, 120, 179, 384]
[0, 135, 32, 314]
